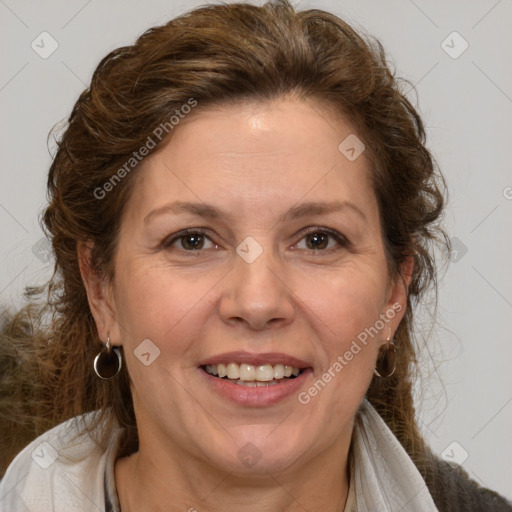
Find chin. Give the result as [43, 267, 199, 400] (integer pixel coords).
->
[206, 425, 312, 476]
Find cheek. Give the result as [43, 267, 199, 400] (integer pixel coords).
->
[284, 264, 390, 444]
[302, 263, 387, 336]
[296, 263, 388, 380]
[111, 262, 225, 419]
[113, 260, 225, 358]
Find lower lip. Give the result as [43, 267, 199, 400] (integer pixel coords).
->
[199, 367, 312, 407]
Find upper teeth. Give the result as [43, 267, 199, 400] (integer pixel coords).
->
[204, 363, 301, 381]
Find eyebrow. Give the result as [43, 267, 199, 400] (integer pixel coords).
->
[143, 199, 367, 225]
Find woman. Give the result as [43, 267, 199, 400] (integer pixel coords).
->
[0, 1, 510, 510]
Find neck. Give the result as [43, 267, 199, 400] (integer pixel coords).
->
[114, 432, 352, 512]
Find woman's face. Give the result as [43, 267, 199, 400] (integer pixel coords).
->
[90, 96, 408, 475]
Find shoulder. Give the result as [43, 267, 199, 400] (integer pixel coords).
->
[0, 411, 123, 512]
[425, 450, 512, 512]
[354, 400, 512, 511]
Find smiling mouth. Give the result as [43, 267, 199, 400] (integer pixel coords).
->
[201, 362, 305, 387]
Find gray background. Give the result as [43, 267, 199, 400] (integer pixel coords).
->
[1, 0, 511, 500]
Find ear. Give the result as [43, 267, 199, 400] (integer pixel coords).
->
[77, 241, 121, 345]
[382, 255, 414, 339]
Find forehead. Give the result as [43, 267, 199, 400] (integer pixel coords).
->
[124, 97, 377, 225]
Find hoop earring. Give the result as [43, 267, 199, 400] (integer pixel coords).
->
[374, 328, 396, 378]
[93, 337, 122, 380]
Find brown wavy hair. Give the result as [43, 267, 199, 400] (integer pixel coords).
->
[1, 0, 465, 504]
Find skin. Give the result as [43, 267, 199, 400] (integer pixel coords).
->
[80, 95, 411, 511]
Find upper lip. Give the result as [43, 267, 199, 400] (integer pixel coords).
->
[199, 351, 312, 369]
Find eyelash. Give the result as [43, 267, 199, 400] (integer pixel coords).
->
[161, 227, 350, 254]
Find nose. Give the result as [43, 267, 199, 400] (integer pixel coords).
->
[218, 243, 295, 331]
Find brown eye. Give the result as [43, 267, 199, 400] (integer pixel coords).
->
[162, 229, 217, 252]
[181, 233, 205, 250]
[295, 228, 348, 252]
[305, 232, 329, 250]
